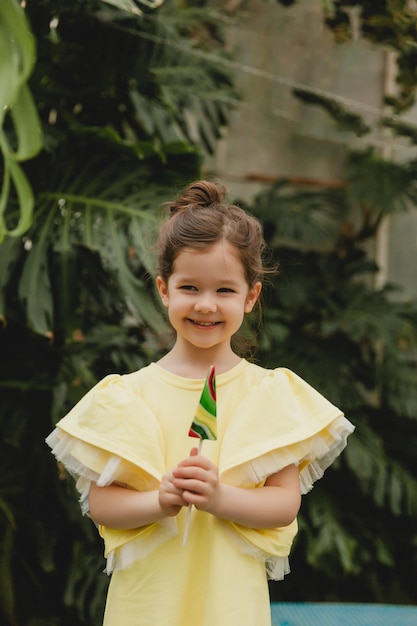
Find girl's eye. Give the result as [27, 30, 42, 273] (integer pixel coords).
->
[218, 287, 235, 293]
[180, 285, 197, 291]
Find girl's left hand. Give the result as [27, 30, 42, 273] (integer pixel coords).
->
[172, 448, 220, 513]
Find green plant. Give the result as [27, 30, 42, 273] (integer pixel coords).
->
[0, 1, 237, 623]
[0, 0, 42, 242]
[252, 120, 417, 609]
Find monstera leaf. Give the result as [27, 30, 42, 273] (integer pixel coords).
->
[2, 143, 180, 337]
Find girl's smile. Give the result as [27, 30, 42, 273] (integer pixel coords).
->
[157, 240, 261, 363]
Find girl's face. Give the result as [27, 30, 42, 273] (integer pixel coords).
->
[157, 240, 261, 357]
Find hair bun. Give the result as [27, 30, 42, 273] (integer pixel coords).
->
[169, 180, 227, 214]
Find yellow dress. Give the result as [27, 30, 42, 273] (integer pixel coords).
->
[46, 359, 354, 626]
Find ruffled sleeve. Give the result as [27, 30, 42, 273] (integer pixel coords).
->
[45, 374, 177, 572]
[220, 367, 354, 492]
[218, 367, 354, 579]
[46, 374, 167, 487]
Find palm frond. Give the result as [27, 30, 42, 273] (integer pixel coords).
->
[344, 422, 417, 516]
[252, 183, 349, 250]
[320, 285, 417, 353]
[382, 117, 417, 145]
[2, 149, 175, 337]
[0, 236, 21, 324]
[18, 217, 54, 337]
[347, 149, 417, 214]
[381, 352, 417, 420]
[132, 6, 237, 153]
[303, 489, 359, 575]
[293, 88, 371, 136]
[0, 523, 16, 624]
[100, 0, 159, 15]
[63, 540, 107, 624]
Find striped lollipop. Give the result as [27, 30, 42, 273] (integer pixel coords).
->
[188, 365, 217, 441]
[182, 365, 216, 545]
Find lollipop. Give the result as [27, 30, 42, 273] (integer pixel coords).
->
[182, 365, 216, 545]
[188, 365, 217, 443]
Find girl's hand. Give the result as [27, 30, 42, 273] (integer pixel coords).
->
[159, 469, 188, 517]
[170, 455, 301, 529]
[172, 447, 220, 513]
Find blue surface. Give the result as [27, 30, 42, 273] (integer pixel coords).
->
[270, 603, 417, 625]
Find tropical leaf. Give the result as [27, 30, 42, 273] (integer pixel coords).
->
[347, 149, 417, 215]
[381, 352, 417, 420]
[344, 422, 417, 516]
[0, 0, 42, 242]
[382, 117, 417, 145]
[139, 7, 237, 153]
[252, 183, 349, 250]
[100, 0, 143, 14]
[293, 87, 371, 136]
[50, 322, 152, 424]
[318, 285, 417, 353]
[17, 215, 54, 337]
[0, 524, 16, 625]
[0, 236, 21, 325]
[63, 540, 107, 624]
[0, 150, 39, 240]
[11, 152, 173, 337]
[304, 489, 358, 575]
[101, 0, 164, 14]
[0, 2, 35, 114]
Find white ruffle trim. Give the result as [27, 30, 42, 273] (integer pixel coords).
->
[222, 523, 291, 580]
[266, 555, 290, 581]
[46, 429, 125, 514]
[46, 429, 100, 482]
[46, 429, 178, 574]
[226, 415, 354, 494]
[104, 518, 178, 574]
[46, 416, 354, 577]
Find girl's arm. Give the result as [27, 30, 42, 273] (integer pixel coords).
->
[88, 469, 187, 530]
[173, 450, 301, 528]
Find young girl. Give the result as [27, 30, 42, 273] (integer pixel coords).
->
[46, 180, 354, 626]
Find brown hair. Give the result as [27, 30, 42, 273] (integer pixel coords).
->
[156, 180, 275, 286]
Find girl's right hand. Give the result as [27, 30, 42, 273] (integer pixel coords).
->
[159, 470, 188, 517]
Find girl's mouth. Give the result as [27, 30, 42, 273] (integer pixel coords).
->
[189, 320, 220, 327]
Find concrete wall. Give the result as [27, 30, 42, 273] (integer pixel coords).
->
[205, 0, 417, 300]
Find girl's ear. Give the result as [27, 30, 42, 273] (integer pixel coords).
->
[244, 281, 262, 313]
[156, 276, 169, 307]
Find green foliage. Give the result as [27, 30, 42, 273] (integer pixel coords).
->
[254, 166, 417, 605]
[382, 117, 417, 145]
[0, 0, 237, 342]
[293, 88, 371, 136]
[247, 9, 417, 594]
[2, 1, 417, 623]
[321, 1, 417, 112]
[0, 0, 42, 242]
[0, 1, 237, 624]
[253, 182, 349, 249]
[280, 1, 417, 113]
[347, 150, 417, 217]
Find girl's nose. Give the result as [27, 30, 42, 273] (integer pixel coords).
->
[194, 295, 217, 313]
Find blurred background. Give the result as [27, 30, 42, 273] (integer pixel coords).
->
[1, 1, 417, 624]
